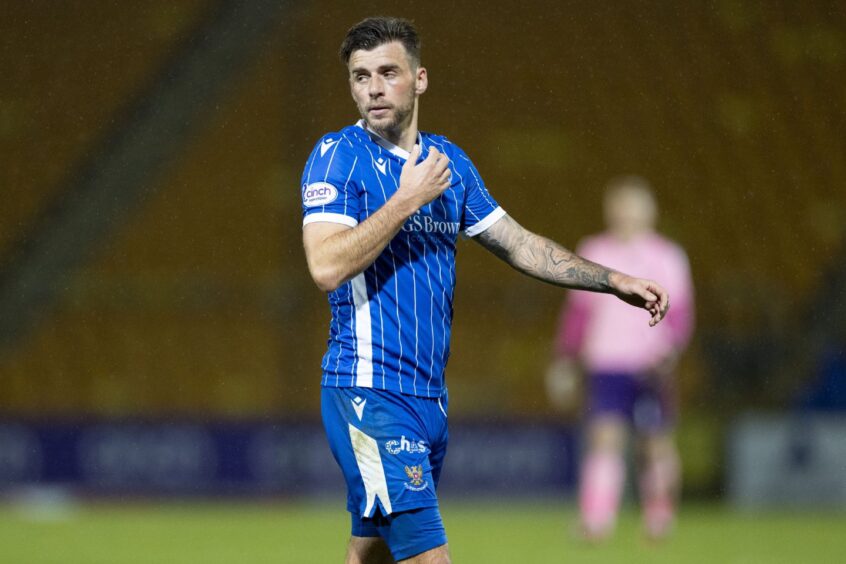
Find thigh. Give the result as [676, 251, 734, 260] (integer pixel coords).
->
[349, 506, 448, 562]
[398, 543, 451, 563]
[427, 390, 449, 488]
[346, 536, 395, 564]
[375, 507, 448, 562]
[632, 376, 677, 434]
[322, 387, 443, 518]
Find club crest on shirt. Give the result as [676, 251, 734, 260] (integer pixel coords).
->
[404, 465, 428, 491]
[303, 182, 338, 207]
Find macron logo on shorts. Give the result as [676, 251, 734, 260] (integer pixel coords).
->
[352, 396, 366, 421]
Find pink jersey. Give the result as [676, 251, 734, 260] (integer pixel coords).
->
[556, 231, 694, 375]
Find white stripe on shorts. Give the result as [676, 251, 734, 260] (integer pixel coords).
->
[348, 423, 392, 516]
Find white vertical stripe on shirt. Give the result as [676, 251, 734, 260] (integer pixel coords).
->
[407, 235, 420, 395]
[370, 151, 404, 393]
[351, 272, 374, 388]
[417, 232, 436, 396]
[360, 180, 387, 389]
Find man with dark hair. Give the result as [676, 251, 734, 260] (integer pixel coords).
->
[301, 16, 671, 563]
[339, 16, 421, 67]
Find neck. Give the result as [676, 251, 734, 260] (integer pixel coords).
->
[611, 227, 650, 241]
[373, 100, 419, 152]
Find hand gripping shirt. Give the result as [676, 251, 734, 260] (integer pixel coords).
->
[301, 120, 505, 397]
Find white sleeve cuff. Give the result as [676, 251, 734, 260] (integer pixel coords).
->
[463, 207, 506, 237]
[303, 213, 359, 228]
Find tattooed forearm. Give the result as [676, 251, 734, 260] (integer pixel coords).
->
[476, 215, 615, 292]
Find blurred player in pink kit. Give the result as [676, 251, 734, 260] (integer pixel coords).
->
[549, 175, 695, 541]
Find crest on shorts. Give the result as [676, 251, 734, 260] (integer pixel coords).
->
[404, 465, 427, 491]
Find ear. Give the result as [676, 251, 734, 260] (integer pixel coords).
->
[415, 66, 428, 96]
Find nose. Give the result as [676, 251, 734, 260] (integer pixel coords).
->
[368, 75, 384, 98]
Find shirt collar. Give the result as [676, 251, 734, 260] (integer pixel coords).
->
[355, 119, 424, 160]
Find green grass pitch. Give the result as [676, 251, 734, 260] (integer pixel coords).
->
[1, 499, 843, 563]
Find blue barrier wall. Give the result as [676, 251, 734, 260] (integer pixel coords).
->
[0, 421, 579, 497]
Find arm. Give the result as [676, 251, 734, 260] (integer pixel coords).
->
[303, 145, 451, 292]
[475, 214, 670, 326]
[555, 290, 590, 358]
[545, 295, 588, 412]
[651, 248, 696, 378]
[665, 250, 695, 350]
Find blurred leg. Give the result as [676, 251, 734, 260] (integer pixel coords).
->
[638, 432, 680, 540]
[346, 536, 396, 564]
[579, 415, 628, 540]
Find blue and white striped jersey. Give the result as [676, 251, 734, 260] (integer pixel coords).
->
[301, 120, 504, 398]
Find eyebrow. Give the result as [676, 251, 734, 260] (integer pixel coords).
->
[351, 63, 402, 75]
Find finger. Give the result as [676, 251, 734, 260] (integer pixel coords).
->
[649, 283, 666, 303]
[438, 168, 452, 189]
[646, 282, 669, 309]
[432, 153, 450, 176]
[641, 289, 658, 303]
[406, 144, 421, 166]
[660, 290, 670, 312]
[648, 304, 662, 326]
[425, 146, 441, 162]
[647, 291, 670, 326]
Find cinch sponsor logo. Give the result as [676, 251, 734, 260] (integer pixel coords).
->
[401, 212, 460, 235]
[303, 182, 338, 207]
[385, 435, 428, 455]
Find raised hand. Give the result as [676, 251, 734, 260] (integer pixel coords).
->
[397, 145, 451, 210]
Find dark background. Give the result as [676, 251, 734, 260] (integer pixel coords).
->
[1, 1, 844, 497]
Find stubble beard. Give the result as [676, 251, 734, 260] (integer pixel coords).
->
[361, 93, 415, 141]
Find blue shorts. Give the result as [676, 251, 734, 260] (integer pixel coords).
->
[587, 372, 676, 433]
[321, 386, 449, 559]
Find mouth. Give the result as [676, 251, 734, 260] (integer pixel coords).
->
[368, 105, 392, 117]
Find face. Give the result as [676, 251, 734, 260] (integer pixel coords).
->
[604, 186, 657, 235]
[347, 41, 427, 137]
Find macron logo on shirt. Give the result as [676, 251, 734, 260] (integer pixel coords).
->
[375, 157, 387, 175]
[320, 138, 338, 157]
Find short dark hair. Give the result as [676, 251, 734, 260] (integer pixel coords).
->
[339, 17, 420, 66]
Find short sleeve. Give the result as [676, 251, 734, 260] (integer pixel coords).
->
[301, 134, 360, 228]
[455, 150, 505, 237]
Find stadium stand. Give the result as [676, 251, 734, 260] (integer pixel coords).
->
[0, 1, 843, 418]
